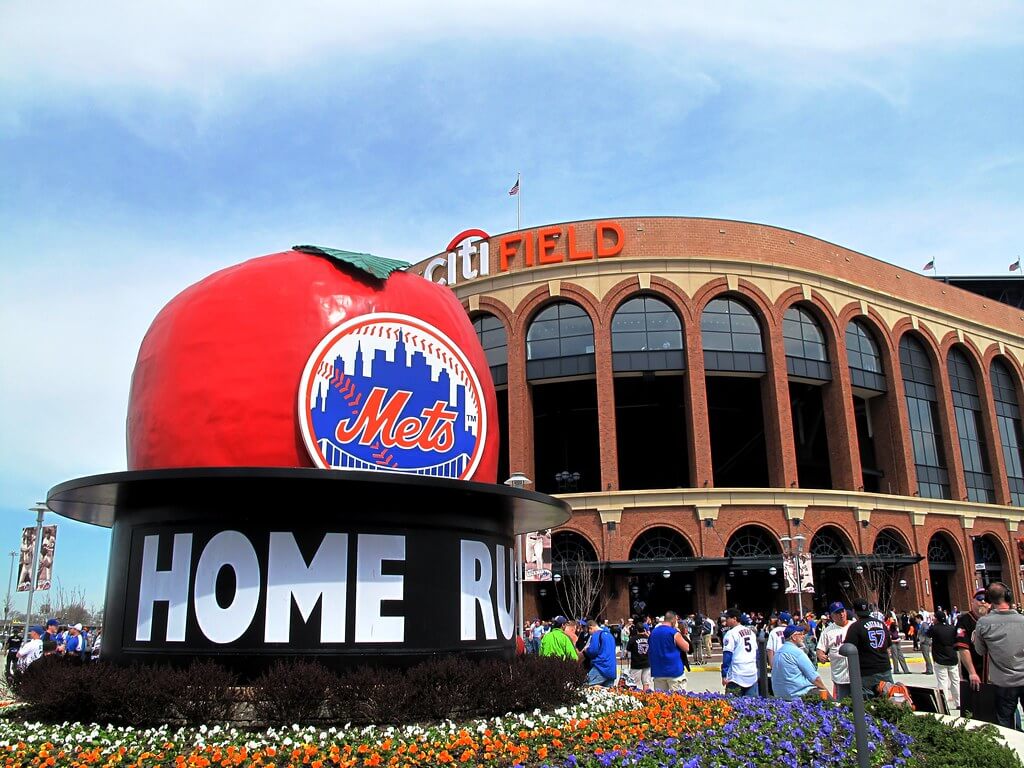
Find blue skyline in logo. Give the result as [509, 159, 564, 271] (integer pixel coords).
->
[310, 331, 479, 477]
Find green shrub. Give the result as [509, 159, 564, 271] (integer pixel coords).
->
[867, 697, 1023, 768]
[11, 654, 586, 728]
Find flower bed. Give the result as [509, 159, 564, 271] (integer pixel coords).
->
[0, 689, 917, 768]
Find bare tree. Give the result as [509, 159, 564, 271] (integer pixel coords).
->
[838, 558, 908, 616]
[44, 580, 92, 625]
[554, 555, 609, 621]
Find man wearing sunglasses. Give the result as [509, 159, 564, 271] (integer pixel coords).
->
[955, 588, 990, 716]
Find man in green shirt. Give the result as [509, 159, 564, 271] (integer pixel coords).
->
[539, 616, 580, 660]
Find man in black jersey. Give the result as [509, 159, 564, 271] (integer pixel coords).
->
[955, 588, 990, 718]
[843, 598, 893, 698]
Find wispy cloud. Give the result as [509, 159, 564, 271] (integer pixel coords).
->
[3, 2, 1020, 97]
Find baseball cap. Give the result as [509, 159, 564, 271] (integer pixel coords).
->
[973, 589, 987, 601]
[724, 609, 741, 620]
[45, 618, 59, 627]
[778, 611, 792, 623]
[72, 623, 83, 631]
[828, 601, 846, 614]
[852, 599, 871, 615]
[552, 615, 568, 628]
[29, 625, 44, 636]
[783, 624, 808, 638]
[739, 613, 752, 626]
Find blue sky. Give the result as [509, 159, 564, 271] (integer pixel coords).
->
[1, 3, 1022, 610]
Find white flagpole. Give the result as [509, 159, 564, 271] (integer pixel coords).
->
[516, 172, 521, 230]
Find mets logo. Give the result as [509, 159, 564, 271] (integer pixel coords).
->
[298, 313, 487, 479]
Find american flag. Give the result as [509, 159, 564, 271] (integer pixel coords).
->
[509, 178, 520, 196]
[922, 259, 934, 271]
[1011, 257, 1021, 272]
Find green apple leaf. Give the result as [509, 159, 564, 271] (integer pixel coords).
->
[293, 245, 410, 280]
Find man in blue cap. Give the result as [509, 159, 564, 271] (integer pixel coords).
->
[15, 626, 43, 671]
[583, 619, 618, 687]
[771, 624, 829, 701]
[817, 601, 854, 699]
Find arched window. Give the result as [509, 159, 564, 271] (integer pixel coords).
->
[810, 528, 849, 558]
[725, 526, 779, 558]
[846, 321, 886, 392]
[973, 535, 1005, 586]
[551, 531, 598, 565]
[629, 528, 693, 560]
[783, 306, 830, 380]
[526, 302, 595, 380]
[701, 297, 766, 373]
[991, 359, 1024, 506]
[948, 348, 994, 503]
[473, 314, 508, 387]
[900, 335, 950, 499]
[611, 295, 684, 372]
[927, 535, 956, 568]
[973, 536, 1001, 569]
[873, 530, 908, 557]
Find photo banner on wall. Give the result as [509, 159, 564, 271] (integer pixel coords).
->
[16, 526, 36, 593]
[35, 525, 57, 591]
[523, 529, 552, 582]
[783, 553, 815, 594]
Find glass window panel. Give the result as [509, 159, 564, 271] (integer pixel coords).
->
[701, 312, 730, 333]
[560, 316, 594, 338]
[648, 330, 683, 350]
[527, 339, 559, 360]
[528, 319, 559, 341]
[730, 312, 759, 333]
[612, 313, 644, 332]
[560, 334, 593, 356]
[613, 332, 647, 352]
[733, 333, 764, 353]
[618, 297, 646, 314]
[702, 331, 733, 351]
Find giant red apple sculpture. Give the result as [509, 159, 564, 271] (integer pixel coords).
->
[127, 246, 498, 483]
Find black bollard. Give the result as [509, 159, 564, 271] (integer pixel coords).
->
[839, 643, 870, 768]
[757, 636, 770, 697]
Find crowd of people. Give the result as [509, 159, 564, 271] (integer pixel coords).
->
[524, 582, 1023, 729]
[4, 619, 102, 677]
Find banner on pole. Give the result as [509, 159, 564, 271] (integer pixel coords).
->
[16, 527, 36, 593]
[35, 525, 56, 591]
[523, 529, 552, 581]
[783, 553, 815, 594]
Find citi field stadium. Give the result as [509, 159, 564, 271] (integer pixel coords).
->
[412, 216, 1024, 621]
[300, 313, 486, 479]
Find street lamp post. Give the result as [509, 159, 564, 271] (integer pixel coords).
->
[504, 473, 532, 644]
[23, 503, 47, 630]
[780, 534, 807, 620]
[3, 550, 16, 634]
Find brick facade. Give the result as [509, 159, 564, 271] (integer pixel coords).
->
[415, 217, 1024, 618]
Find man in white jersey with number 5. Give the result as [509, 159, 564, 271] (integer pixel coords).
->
[721, 609, 759, 696]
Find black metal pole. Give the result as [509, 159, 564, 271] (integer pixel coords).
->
[757, 635, 770, 696]
[839, 643, 871, 768]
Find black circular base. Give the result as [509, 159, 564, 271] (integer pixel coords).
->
[48, 469, 570, 676]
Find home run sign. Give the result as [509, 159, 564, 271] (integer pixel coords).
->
[47, 469, 569, 675]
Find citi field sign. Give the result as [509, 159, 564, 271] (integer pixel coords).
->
[423, 221, 625, 287]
